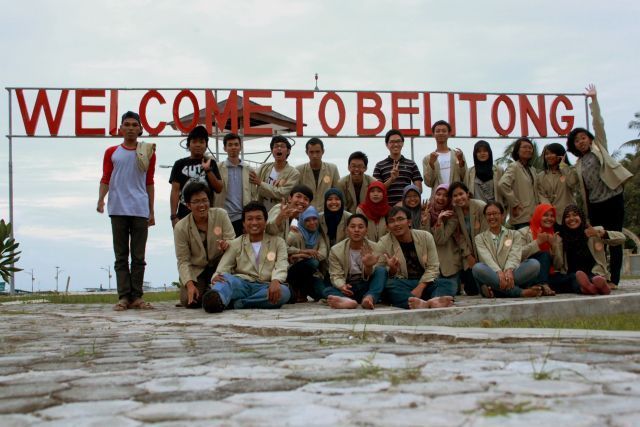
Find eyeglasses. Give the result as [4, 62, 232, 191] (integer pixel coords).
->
[387, 139, 403, 145]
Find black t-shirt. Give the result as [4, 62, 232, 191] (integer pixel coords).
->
[169, 157, 221, 218]
[399, 241, 424, 280]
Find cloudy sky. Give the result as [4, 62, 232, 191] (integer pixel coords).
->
[0, 0, 638, 292]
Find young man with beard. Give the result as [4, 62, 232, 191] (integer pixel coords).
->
[295, 137, 340, 211]
[380, 206, 455, 309]
[169, 125, 223, 226]
[338, 151, 378, 214]
[250, 135, 300, 212]
[174, 182, 236, 309]
[203, 201, 291, 312]
[97, 111, 156, 311]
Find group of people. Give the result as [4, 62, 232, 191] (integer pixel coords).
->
[98, 85, 631, 313]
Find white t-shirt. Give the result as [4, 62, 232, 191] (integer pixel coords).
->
[251, 242, 262, 266]
[264, 168, 281, 211]
[437, 152, 451, 185]
[348, 249, 363, 282]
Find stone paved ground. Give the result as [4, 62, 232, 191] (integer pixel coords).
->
[1, 283, 640, 426]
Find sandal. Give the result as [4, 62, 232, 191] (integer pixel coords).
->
[113, 299, 129, 311]
[540, 284, 556, 296]
[129, 298, 154, 310]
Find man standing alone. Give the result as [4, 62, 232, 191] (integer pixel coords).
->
[97, 111, 156, 311]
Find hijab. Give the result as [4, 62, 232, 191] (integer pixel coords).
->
[298, 206, 320, 249]
[323, 188, 345, 243]
[529, 203, 556, 253]
[402, 184, 422, 230]
[428, 183, 451, 227]
[358, 181, 389, 224]
[473, 140, 494, 182]
[559, 204, 595, 272]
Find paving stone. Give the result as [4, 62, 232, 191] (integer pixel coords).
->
[138, 376, 220, 393]
[325, 351, 407, 369]
[0, 414, 41, 427]
[353, 408, 467, 427]
[36, 400, 142, 419]
[554, 395, 640, 416]
[128, 400, 241, 422]
[604, 381, 640, 396]
[494, 379, 595, 397]
[610, 413, 640, 427]
[0, 382, 68, 399]
[301, 380, 391, 395]
[396, 381, 488, 396]
[224, 390, 319, 406]
[69, 373, 147, 387]
[32, 415, 141, 427]
[52, 385, 144, 401]
[230, 403, 350, 426]
[0, 397, 57, 414]
[468, 411, 603, 427]
[215, 378, 306, 395]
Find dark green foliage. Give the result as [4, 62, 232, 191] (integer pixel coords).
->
[0, 220, 22, 283]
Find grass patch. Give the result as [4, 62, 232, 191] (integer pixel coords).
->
[484, 312, 640, 331]
[0, 291, 179, 304]
[478, 401, 544, 417]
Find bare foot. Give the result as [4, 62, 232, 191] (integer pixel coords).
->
[327, 295, 358, 309]
[576, 270, 597, 295]
[408, 297, 428, 309]
[479, 284, 494, 298]
[427, 296, 454, 308]
[522, 286, 542, 298]
[540, 284, 556, 296]
[361, 295, 375, 310]
[592, 276, 610, 295]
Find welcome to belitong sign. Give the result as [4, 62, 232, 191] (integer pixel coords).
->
[6, 87, 588, 139]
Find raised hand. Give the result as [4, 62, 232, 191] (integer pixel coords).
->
[390, 160, 400, 181]
[249, 170, 261, 185]
[584, 84, 597, 99]
[584, 225, 603, 238]
[429, 151, 439, 167]
[201, 157, 212, 172]
[361, 245, 379, 268]
[454, 148, 464, 164]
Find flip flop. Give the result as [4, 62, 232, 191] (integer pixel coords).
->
[113, 299, 129, 311]
[129, 298, 154, 310]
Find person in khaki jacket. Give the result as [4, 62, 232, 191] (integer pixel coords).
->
[214, 133, 258, 236]
[536, 143, 578, 226]
[326, 214, 388, 310]
[448, 182, 488, 296]
[250, 135, 300, 212]
[379, 206, 455, 310]
[338, 151, 378, 214]
[472, 202, 542, 298]
[296, 138, 340, 211]
[265, 185, 313, 241]
[566, 84, 632, 286]
[498, 137, 540, 229]
[556, 204, 626, 295]
[464, 140, 503, 205]
[174, 182, 236, 309]
[423, 120, 467, 193]
[204, 202, 291, 313]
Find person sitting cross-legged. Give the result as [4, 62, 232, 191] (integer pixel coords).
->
[325, 214, 388, 310]
[174, 182, 236, 309]
[203, 202, 291, 312]
[379, 206, 455, 310]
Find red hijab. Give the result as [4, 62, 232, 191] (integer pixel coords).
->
[358, 181, 390, 224]
[530, 203, 556, 252]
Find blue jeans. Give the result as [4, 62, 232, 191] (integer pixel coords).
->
[385, 276, 457, 309]
[212, 273, 291, 309]
[530, 251, 552, 284]
[471, 259, 540, 297]
[323, 266, 387, 303]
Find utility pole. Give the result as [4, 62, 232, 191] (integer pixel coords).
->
[100, 266, 112, 290]
[55, 266, 63, 292]
[22, 269, 35, 293]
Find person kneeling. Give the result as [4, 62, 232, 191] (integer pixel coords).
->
[326, 214, 387, 309]
[174, 182, 235, 309]
[204, 202, 291, 313]
[472, 202, 542, 298]
[380, 206, 455, 310]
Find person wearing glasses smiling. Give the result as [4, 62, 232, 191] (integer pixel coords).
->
[173, 182, 236, 309]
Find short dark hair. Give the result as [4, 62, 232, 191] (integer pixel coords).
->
[484, 201, 505, 215]
[387, 206, 411, 221]
[347, 213, 368, 227]
[183, 181, 211, 204]
[348, 151, 369, 167]
[542, 143, 570, 170]
[187, 125, 209, 147]
[448, 181, 469, 199]
[431, 120, 452, 133]
[223, 132, 242, 147]
[270, 135, 291, 150]
[121, 111, 141, 125]
[290, 184, 314, 202]
[384, 129, 404, 144]
[241, 201, 268, 223]
[511, 137, 534, 162]
[566, 128, 594, 158]
[305, 137, 324, 151]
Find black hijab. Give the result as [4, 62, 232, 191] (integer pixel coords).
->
[473, 140, 494, 182]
